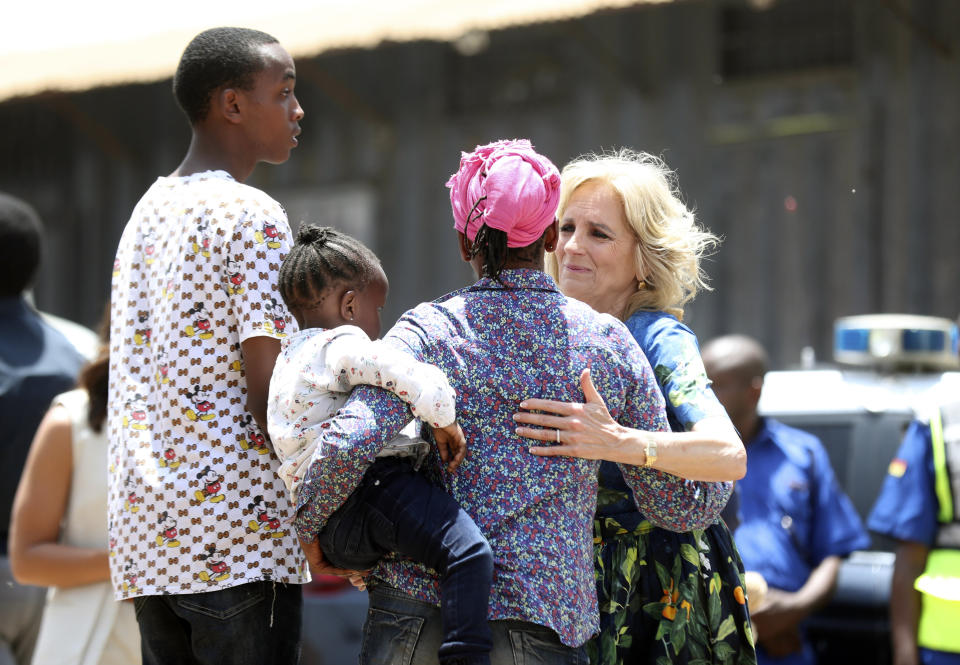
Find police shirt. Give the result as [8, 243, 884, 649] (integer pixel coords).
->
[867, 420, 939, 546]
[735, 418, 870, 591]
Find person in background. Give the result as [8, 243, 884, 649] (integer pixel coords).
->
[702, 334, 870, 665]
[10, 314, 140, 665]
[514, 149, 753, 665]
[867, 401, 960, 665]
[107, 27, 307, 664]
[0, 192, 85, 665]
[294, 139, 729, 663]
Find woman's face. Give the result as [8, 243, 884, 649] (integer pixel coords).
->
[555, 180, 640, 317]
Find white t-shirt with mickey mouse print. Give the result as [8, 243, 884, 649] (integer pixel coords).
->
[107, 170, 308, 598]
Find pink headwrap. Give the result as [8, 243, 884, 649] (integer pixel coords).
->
[447, 139, 561, 248]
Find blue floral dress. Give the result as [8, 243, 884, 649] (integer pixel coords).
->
[589, 311, 757, 665]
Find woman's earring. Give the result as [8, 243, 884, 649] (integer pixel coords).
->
[637, 280, 646, 289]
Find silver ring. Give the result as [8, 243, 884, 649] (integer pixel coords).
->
[556, 428, 561, 444]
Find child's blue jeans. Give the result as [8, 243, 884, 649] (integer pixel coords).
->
[317, 456, 493, 665]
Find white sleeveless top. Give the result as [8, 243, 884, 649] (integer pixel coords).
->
[31, 389, 140, 665]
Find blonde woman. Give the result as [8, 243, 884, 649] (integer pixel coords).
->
[515, 149, 756, 664]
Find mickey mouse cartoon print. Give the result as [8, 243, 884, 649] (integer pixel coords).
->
[183, 385, 216, 422]
[262, 296, 288, 337]
[194, 465, 225, 503]
[254, 220, 282, 249]
[183, 302, 214, 340]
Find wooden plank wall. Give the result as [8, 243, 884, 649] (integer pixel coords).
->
[0, 0, 956, 370]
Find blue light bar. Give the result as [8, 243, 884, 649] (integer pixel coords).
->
[835, 328, 869, 353]
[833, 314, 960, 370]
[902, 329, 947, 353]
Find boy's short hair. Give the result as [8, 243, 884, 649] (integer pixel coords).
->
[173, 27, 279, 124]
[0, 192, 42, 297]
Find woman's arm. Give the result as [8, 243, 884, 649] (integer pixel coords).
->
[9, 405, 111, 588]
[514, 369, 746, 482]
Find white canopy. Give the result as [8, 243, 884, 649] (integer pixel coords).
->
[1, 0, 668, 102]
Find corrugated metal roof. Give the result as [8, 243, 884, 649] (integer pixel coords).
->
[0, 0, 672, 102]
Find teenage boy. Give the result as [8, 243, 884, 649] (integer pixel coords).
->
[107, 27, 307, 664]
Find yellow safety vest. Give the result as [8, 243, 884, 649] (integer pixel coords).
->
[915, 402, 960, 653]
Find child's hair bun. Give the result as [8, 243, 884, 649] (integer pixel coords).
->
[296, 223, 331, 246]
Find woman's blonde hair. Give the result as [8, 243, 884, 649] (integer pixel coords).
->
[545, 148, 718, 320]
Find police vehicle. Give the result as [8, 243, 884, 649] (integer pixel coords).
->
[757, 314, 960, 664]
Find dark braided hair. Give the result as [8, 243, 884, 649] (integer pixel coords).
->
[466, 223, 546, 283]
[278, 224, 381, 309]
[466, 224, 509, 283]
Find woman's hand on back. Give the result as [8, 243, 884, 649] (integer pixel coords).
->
[513, 369, 634, 463]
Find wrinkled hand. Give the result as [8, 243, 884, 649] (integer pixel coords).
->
[299, 537, 367, 579]
[513, 369, 626, 461]
[430, 422, 467, 471]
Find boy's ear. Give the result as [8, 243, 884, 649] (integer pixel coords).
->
[219, 88, 242, 124]
[339, 290, 357, 323]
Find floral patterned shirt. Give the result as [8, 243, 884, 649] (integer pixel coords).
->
[294, 270, 730, 647]
[267, 325, 456, 504]
[597, 310, 732, 529]
[107, 170, 308, 599]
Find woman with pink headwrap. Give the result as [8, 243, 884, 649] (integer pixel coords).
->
[295, 139, 726, 663]
[448, 139, 562, 266]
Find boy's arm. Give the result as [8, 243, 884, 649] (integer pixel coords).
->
[226, 203, 297, 436]
[242, 336, 282, 436]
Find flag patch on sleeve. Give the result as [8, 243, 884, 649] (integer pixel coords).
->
[888, 458, 908, 478]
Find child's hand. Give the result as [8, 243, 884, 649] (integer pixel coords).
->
[298, 536, 367, 578]
[348, 573, 368, 591]
[431, 422, 467, 472]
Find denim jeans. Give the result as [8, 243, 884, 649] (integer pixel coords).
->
[133, 580, 302, 665]
[317, 457, 493, 664]
[361, 584, 588, 665]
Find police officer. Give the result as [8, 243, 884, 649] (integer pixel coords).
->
[703, 334, 870, 665]
[868, 401, 960, 665]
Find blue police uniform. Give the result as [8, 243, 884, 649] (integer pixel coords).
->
[735, 418, 870, 665]
[868, 420, 960, 665]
